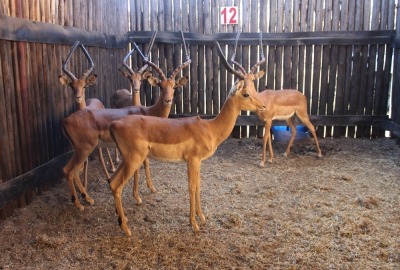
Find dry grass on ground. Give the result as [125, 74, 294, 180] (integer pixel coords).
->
[0, 137, 399, 269]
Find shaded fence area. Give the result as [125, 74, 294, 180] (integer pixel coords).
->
[0, 0, 130, 218]
[1, 0, 400, 219]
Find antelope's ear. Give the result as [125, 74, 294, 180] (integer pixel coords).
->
[174, 76, 189, 88]
[146, 76, 160, 86]
[86, 74, 98, 86]
[142, 71, 152, 79]
[59, 75, 70, 85]
[237, 80, 245, 90]
[119, 69, 130, 78]
[254, 70, 265, 79]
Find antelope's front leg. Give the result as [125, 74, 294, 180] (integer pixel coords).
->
[187, 159, 201, 232]
[195, 170, 205, 223]
[97, 147, 111, 180]
[109, 162, 134, 237]
[132, 170, 142, 204]
[144, 158, 157, 193]
[105, 148, 116, 172]
[260, 120, 273, 167]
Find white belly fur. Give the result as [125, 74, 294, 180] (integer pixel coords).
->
[273, 112, 295, 120]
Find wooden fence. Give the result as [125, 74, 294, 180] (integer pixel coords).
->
[0, 0, 399, 219]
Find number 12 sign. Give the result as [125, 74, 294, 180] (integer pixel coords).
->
[220, 6, 238, 25]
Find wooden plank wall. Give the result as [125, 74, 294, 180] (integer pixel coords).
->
[0, 0, 398, 219]
[0, 0, 129, 218]
[394, 10, 400, 131]
[128, 0, 396, 139]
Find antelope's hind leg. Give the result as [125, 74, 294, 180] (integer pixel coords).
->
[64, 161, 86, 211]
[260, 120, 273, 167]
[284, 117, 297, 157]
[74, 167, 95, 206]
[296, 113, 322, 158]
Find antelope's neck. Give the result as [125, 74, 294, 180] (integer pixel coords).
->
[208, 96, 239, 143]
[147, 97, 171, 118]
[132, 95, 141, 106]
[77, 102, 86, 110]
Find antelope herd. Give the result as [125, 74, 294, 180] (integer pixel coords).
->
[59, 32, 322, 236]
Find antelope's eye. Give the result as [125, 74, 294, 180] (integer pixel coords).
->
[243, 93, 249, 98]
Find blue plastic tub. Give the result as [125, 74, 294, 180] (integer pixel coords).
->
[271, 125, 310, 142]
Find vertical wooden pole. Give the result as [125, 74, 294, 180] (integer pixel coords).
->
[392, 4, 400, 130]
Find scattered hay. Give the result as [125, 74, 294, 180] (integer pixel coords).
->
[34, 233, 69, 248]
[0, 138, 399, 269]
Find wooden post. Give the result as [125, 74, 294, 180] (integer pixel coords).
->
[392, 4, 400, 129]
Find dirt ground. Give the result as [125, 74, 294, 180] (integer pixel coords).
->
[0, 137, 399, 269]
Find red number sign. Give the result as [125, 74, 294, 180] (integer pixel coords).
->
[220, 6, 238, 25]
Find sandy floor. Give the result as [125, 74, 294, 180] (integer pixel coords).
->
[0, 137, 399, 269]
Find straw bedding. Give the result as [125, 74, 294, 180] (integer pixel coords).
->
[0, 137, 399, 269]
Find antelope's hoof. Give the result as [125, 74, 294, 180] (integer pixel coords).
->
[121, 224, 132, 237]
[86, 197, 95, 205]
[134, 197, 143, 205]
[200, 214, 206, 223]
[192, 223, 200, 233]
[317, 153, 322, 158]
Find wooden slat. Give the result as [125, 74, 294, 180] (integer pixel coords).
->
[240, 0, 250, 138]
[0, 41, 12, 182]
[248, 0, 259, 138]
[188, 0, 198, 114]
[283, 0, 292, 89]
[172, 1, 182, 114]
[257, 1, 268, 138]
[203, 0, 212, 115]
[7, 42, 23, 174]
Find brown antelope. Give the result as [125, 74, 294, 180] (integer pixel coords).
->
[59, 41, 116, 187]
[61, 34, 191, 211]
[107, 42, 266, 237]
[219, 32, 322, 167]
[110, 39, 156, 194]
[255, 90, 322, 167]
[110, 40, 154, 109]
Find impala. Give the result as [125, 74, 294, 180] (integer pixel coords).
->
[218, 32, 322, 167]
[108, 42, 267, 237]
[255, 90, 322, 167]
[110, 39, 156, 194]
[62, 34, 191, 211]
[109, 80, 265, 237]
[110, 39, 154, 109]
[59, 41, 115, 186]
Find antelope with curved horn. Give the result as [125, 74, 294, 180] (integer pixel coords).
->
[61, 31, 191, 210]
[110, 32, 157, 194]
[110, 33, 156, 108]
[59, 41, 116, 187]
[220, 32, 322, 167]
[107, 39, 267, 237]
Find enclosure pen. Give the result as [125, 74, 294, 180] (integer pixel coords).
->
[0, 0, 399, 268]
